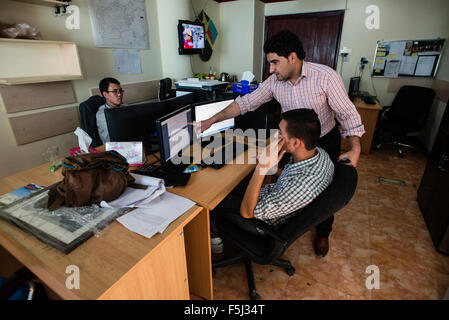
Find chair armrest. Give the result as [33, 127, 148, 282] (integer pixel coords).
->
[248, 218, 286, 243]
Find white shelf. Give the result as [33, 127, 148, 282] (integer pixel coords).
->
[10, 0, 72, 7]
[0, 38, 83, 85]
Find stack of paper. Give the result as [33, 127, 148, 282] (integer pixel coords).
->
[116, 192, 195, 239]
[100, 173, 165, 208]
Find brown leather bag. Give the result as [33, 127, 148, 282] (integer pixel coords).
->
[47, 151, 136, 210]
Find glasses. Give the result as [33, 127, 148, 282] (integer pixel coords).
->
[106, 89, 124, 95]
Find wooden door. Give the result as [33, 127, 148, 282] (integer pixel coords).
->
[263, 10, 345, 80]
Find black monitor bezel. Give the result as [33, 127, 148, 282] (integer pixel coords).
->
[155, 104, 194, 166]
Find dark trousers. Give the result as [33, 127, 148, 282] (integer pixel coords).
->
[315, 124, 341, 237]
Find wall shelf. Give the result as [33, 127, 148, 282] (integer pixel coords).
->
[0, 38, 83, 85]
[10, 0, 72, 7]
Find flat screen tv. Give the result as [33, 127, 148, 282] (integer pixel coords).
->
[178, 20, 205, 55]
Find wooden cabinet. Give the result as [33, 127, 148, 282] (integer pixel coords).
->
[0, 38, 83, 85]
[418, 99, 449, 255]
[341, 98, 382, 154]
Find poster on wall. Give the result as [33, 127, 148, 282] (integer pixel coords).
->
[88, 0, 149, 49]
[372, 38, 445, 78]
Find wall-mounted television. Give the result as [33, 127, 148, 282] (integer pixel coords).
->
[178, 20, 205, 55]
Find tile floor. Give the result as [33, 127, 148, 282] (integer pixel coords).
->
[211, 146, 449, 300]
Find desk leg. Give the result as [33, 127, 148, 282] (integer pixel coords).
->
[184, 207, 213, 300]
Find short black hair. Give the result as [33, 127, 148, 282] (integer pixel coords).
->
[281, 109, 321, 150]
[263, 30, 306, 60]
[99, 77, 120, 94]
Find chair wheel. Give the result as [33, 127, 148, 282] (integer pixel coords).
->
[250, 290, 261, 300]
[285, 266, 295, 276]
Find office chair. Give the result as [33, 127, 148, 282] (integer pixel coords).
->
[211, 163, 358, 300]
[79, 95, 106, 148]
[158, 78, 176, 101]
[376, 85, 435, 158]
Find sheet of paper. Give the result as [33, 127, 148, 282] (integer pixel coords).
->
[384, 60, 400, 78]
[389, 41, 406, 60]
[116, 192, 195, 238]
[414, 55, 436, 76]
[399, 56, 418, 75]
[100, 173, 165, 208]
[113, 49, 142, 74]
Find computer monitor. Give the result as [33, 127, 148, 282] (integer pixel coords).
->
[156, 105, 193, 165]
[165, 92, 195, 112]
[104, 101, 168, 153]
[348, 77, 360, 101]
[192, 98, 235, 138]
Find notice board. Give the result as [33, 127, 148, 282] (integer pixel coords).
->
[372, 39, 445, 78]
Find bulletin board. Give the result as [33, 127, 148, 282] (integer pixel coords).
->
[372, 38, 445, 78]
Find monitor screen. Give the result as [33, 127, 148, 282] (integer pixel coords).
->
[156, 105, 193, 164]
[193, 99, 235, 138]
[178, 20, 204, 55]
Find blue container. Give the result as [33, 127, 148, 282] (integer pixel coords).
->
[233, 80, 258, 95]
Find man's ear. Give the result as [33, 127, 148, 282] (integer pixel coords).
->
[288, 52, 298, 63]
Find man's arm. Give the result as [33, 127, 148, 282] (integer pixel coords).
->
[200, 101, 241, 132]
[339, 136, 361, 167]
[240, 138, 286, 219]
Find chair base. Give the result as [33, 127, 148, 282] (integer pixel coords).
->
[377, 140, 419, 158]
[212, 255, 295, 300]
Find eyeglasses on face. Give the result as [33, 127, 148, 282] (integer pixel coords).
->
[106, 89, 124, 95]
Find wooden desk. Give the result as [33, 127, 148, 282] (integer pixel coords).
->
[341, 98, 382, 154]
[0, 163, 212, 300]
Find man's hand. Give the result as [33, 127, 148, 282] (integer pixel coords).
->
[338, 136, 361, 167]
[257, 134, 286, 176]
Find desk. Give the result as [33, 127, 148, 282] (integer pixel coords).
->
[0, 162, 212, 300]
[341, 98, 382, 154]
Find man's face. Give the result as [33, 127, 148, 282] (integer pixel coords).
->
[267, 52, 294, 81]
[103, 83, 123, 107]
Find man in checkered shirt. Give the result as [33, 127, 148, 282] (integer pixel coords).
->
[212, 109, 334, 244]
[202, 31, 363, 257]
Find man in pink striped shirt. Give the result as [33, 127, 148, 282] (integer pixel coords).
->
[200, 31, 365, 257]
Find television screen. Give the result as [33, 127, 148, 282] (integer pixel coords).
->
[178, 20, 204, 55]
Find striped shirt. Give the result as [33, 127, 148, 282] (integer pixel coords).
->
[254, 147, 334, 227]
[235, 61, 365, 138]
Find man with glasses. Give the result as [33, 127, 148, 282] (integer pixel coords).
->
[96, 77, 124, 143]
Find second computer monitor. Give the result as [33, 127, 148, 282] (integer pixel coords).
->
[156, 105, 193, 165]
[193, 98, 235, 138]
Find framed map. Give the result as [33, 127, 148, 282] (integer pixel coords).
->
[88, 0, 149, 49]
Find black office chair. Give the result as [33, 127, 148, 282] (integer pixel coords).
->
[376, 85, 435, 157]
[79, 95, 106, 148]
[211, 163, 358, 300]
[158, 78, 176, 101]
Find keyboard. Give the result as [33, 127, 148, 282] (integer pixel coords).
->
[131, 163, 160, 175]
[201, 141, 249, 169]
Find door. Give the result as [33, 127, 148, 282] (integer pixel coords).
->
[263, 10, 345, 80]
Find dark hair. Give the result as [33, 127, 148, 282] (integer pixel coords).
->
[99, 77, 120, 94]
[263, 30, 306, 60]
[281, 109, 321, 150]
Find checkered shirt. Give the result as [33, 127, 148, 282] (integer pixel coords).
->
[254, 147, 334, 227]
[235, 61, 365, 138]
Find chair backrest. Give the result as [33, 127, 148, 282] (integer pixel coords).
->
[278, 163, 358, 249]
[158, 78, 173, 101]
[79, 95, 106, 148]
[389, 85, 435, 130]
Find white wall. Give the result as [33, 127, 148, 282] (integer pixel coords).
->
[0, 0, 162, 178]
